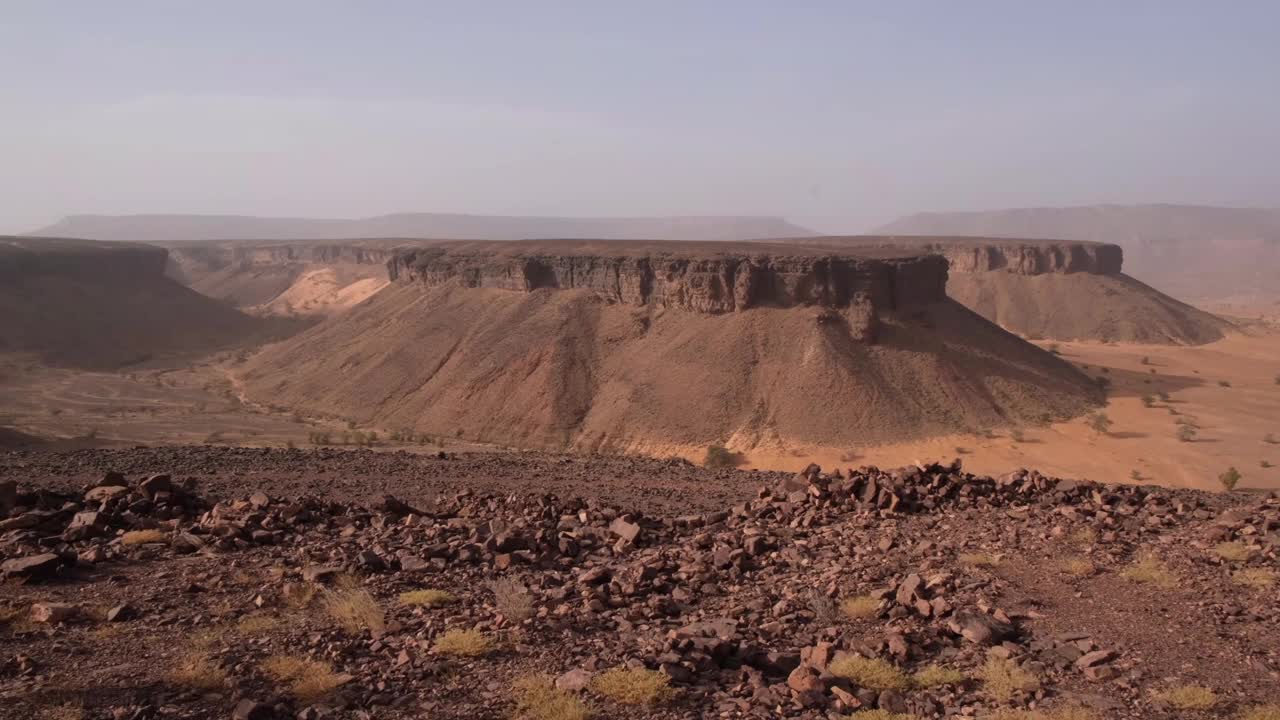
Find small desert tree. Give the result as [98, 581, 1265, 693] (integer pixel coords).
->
[704, 445, 741, 468]
[1087, 412, 1113, 436]
[1219, 466, 1242, 492]
[1176, 425, 1197, 443]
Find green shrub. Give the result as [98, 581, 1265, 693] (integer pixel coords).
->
[1219, 466, 1242, 491]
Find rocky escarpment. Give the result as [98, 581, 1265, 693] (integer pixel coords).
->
[784, 236, 1123, 276]
[875, 204, 1280, 303]
[162, 240, 398, 315]
[389, 244, 948, 317]
[781, 236, 1228, 345]
[166, 242, 398, 276]
[918, 239, 1122, 275]
[0, 236, 168, 281]
[0, 236, 281, 368]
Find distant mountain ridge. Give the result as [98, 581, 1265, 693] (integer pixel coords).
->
[875, 204, 1280, 304]
[30, 213, 816, 243]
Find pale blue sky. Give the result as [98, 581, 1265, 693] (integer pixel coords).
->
[2, 1, 1277, 233]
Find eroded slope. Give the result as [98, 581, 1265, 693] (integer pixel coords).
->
[0, 237, 287, 369]
[242, 242, 1100, 454]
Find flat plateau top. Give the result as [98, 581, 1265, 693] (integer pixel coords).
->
[0, 236, 156, 256]
[396, 238, 949, 261]
[8, 234, 1113, 259]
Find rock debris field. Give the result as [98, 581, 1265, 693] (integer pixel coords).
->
[1, 447, 1278, 720]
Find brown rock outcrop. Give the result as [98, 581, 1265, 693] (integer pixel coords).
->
[778, 236, 1228, 345]
[387, 243, 949, 318]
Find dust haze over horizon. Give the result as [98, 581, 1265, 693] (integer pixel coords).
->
[3, 1, 1279, 236]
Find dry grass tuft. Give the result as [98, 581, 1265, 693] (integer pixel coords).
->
[489, 577, 536, 624]
[828, 656, 910, 692]
[959, 552, 1000, 567]
[89, 623, 125, 640]
[1059, 556, 1096, 577]
[1154, 685, 1217, 710]
[809, 589, 839, 624]
[322, 589, 384, 634]
[977, 658, 1039, 701]
[591, 667, 673, 706]
[261, 655, 348, 702]
[1120, 554, 1177, 588]
[236, 613, 281, 635]
[168, 653, 227, 690]
[1240, 704, 1280, 720]
[282, 582, 317, 610]
[1233, 568, 1277, 589]
[399, 589, 457, 608]
[1067, 526, 1098, 547]
[433, 628, 493, 657]
[333, 572, 363, 589]
[839, 595, 881, 620]
[981, 707, 1099, 720]
[120, 529, 170, 545]
[912, 664, 966, 688]
[513, 674, 591, 720]
[1212, 542, 1254, 562]
[187, 625, 229, 651]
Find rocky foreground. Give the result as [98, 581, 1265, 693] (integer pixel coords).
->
[1, 449, 1278, 720]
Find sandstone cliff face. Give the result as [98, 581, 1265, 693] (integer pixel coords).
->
[388, 249, 948, 317]
[786, 237, 1124, 276]
[166, 243, 396, 274]
[930, 241, 1122, 275]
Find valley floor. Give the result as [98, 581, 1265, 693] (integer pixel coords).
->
[2, 321, 1278, 493]
[754, 322, 1280, 492]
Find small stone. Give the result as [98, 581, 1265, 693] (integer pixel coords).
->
[1076, 649, 1116, 668]
[232, 699, 274, 720]
[2, 553, 66, 580]
[85, 485, 129, 503]
[786, 665, 823, 694]
[139, 473, 172, 497]
[106, 604, 137, 622]
[609, 516, 642, 543]
[949, 610, 1015, 646]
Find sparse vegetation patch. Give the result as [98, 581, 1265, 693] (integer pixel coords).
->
[977, 657, 1039, 701]
[1154, 685, 1217, 710]
[829, 656, 910, 692]
[591, 667, 673, 706]
[433, 628, 493, 657]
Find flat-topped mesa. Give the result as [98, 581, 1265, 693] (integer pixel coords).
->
[387, 244, 950, 317]
[926, 240, 1123, 275]
[783, 236, 1124, 276]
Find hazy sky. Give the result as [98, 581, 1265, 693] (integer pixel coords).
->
[3, 1, 1278, 233]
